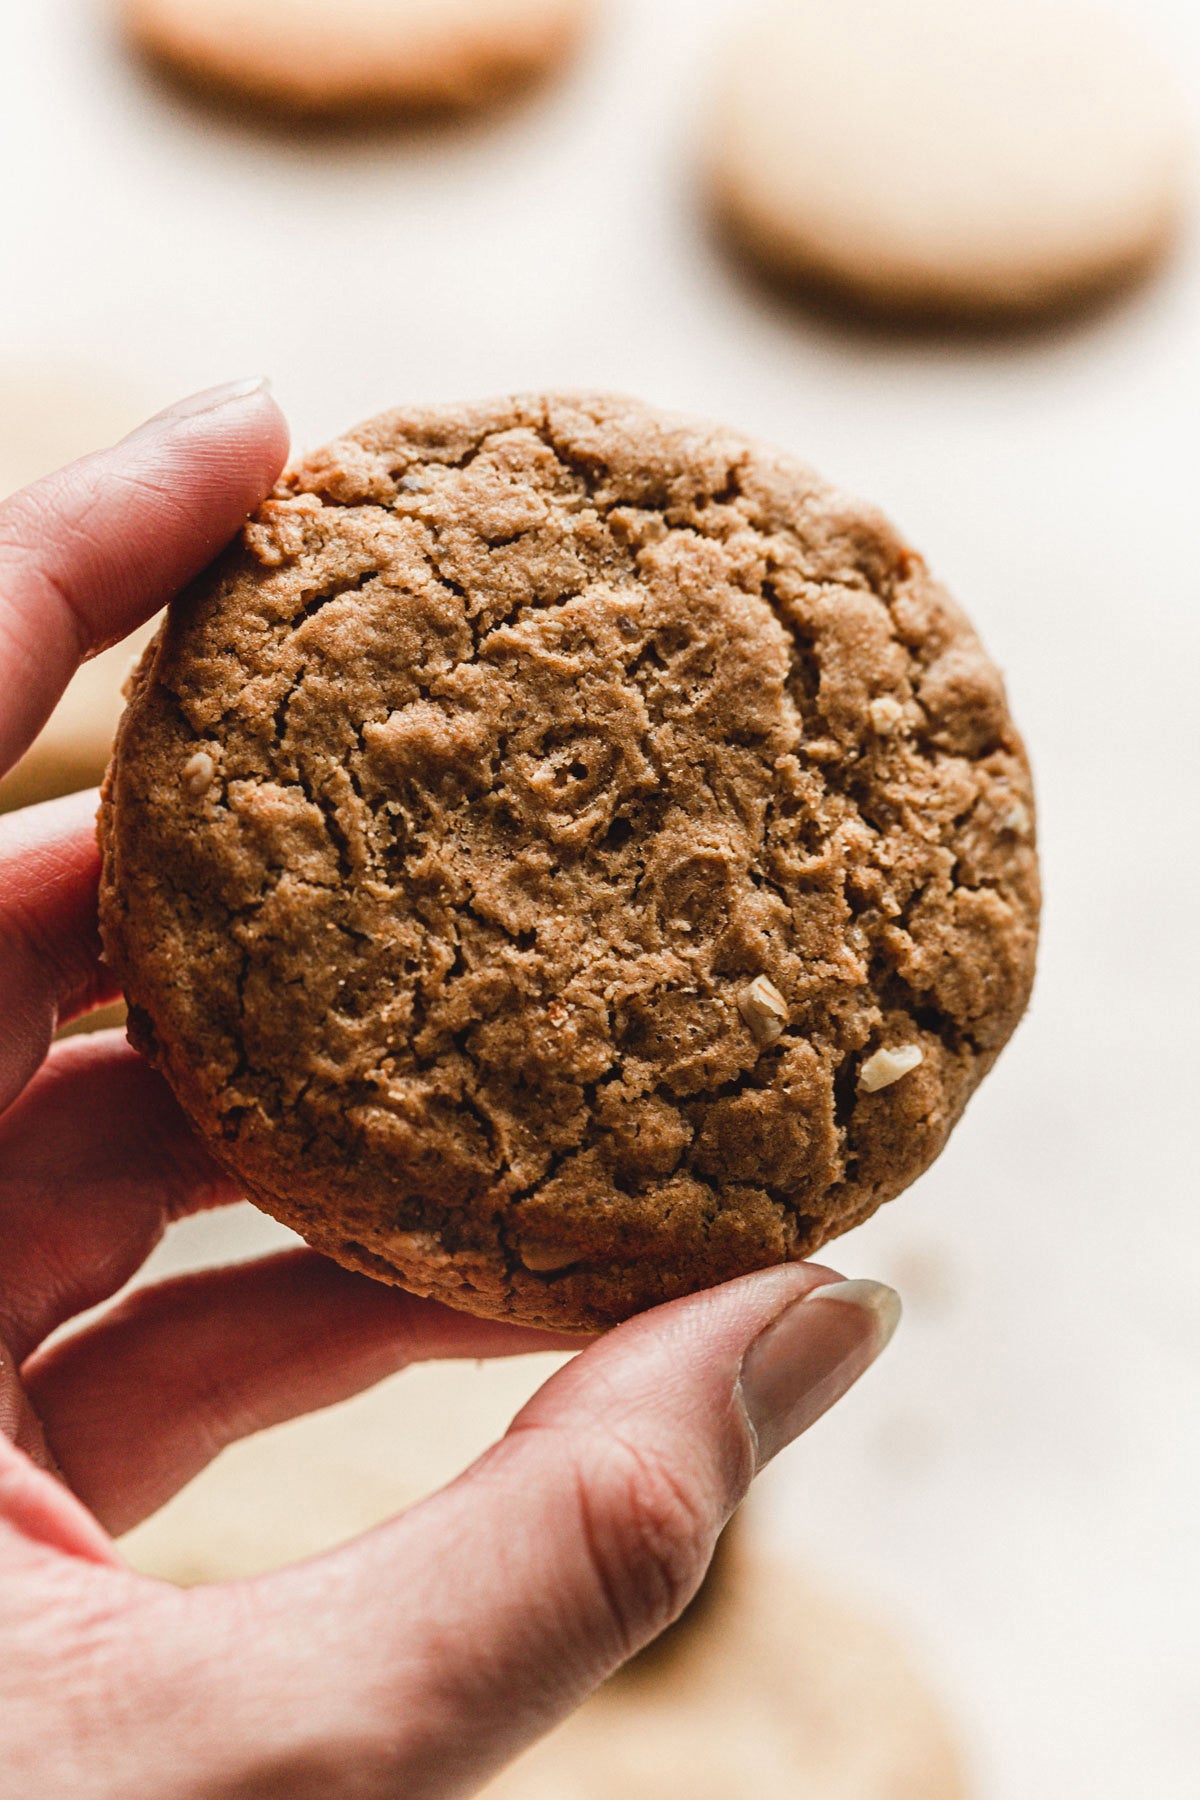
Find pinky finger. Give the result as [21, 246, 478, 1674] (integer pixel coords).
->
[23, 1252, 582, 1538]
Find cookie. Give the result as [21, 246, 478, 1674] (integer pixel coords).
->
[484, 1548, 968, 1800]
[123, 0, 592, 118]
[708, 0, 1190, 323]
[99, 394, 1039, 1331]
[129, 1422, 965, 1800]
[123, 1340, 570, 1581]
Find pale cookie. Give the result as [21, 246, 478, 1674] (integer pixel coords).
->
[123, 0, 592, 117]
[708, 0, 1190, 322]
[99, 394, 1040, 1332]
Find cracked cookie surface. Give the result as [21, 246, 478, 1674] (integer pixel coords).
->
[99, 394, 1040, 1330]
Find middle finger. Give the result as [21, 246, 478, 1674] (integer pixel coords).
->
[0, 1031, 241, 1364]
[0, 790, 120, 1116]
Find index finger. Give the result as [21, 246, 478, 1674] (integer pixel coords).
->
[0, 379, 289, 777]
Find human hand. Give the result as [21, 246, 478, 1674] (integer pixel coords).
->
[0, 383, 901, 1799]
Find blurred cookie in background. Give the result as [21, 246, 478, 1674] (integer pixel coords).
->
[121, 0, 594, 120]
[707, 0, 1191, 326]
[122, 1348, 570, 1583]
[125, 1347, 967, 1798]
[487, 1545, 969, 1800]
[0, 370, 155, 816]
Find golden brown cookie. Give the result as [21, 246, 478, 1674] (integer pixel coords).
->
[708, 0, 1190, 323]
[100, 394, 1039, 1331]
[123, 0, 592, 118]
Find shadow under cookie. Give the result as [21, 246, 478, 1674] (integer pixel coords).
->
[706, 199, 1188, 350]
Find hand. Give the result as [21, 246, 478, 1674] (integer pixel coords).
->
[0, 383, 901, 1799]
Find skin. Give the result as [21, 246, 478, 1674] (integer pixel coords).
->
[0, 381, 899, 1799]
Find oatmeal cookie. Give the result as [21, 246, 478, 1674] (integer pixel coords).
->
[100, 394, 1039, 1329]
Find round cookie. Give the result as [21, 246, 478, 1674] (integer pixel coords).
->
[485, 1548, 969, 1800]
[128, 1422, 965, 1800]
[708, 0, 1190, 323]
[123, 0, 592, 117]
[99, 394, 1039, 1331]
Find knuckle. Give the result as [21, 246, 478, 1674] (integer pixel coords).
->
[573, 1431, 717, 1657]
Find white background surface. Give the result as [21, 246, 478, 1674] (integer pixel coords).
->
[2, 1, 1199, 1793]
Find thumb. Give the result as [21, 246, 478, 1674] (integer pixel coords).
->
[218, 1266, 900, 1799]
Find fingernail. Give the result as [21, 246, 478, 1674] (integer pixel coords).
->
[804, 1279, 903, 1349]
[739, 1279, 901, 1471]
[136, 378, 272, 433]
